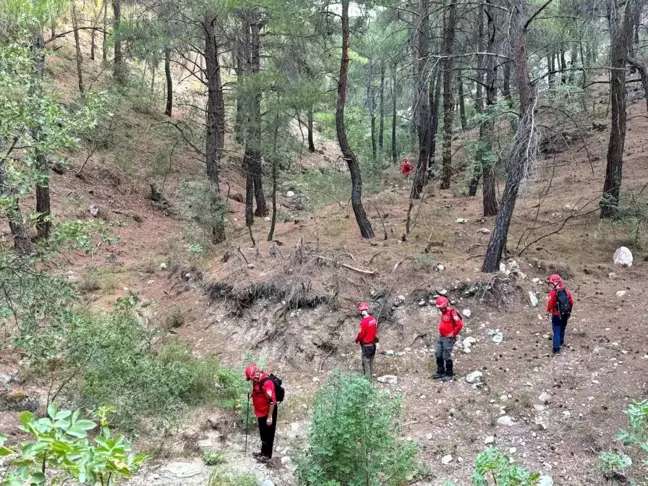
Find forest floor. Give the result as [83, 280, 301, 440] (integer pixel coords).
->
[2, 38, 648, 486]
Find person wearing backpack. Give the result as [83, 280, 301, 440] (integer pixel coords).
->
[546, 274, 574, 354]
[431, 296, 464, 382]
[355, 302, 378, 381]
[245, 363, 284, 463]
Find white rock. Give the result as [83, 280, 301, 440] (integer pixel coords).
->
[613, 246, 633, 267]
[286, 191, 295, 198]
[438, 289, 448, 295]
[616, 290, 626, 298]
[563, 411, 571, 418]
[384, 350, 395, 356]
[485, 436, 495, 445]
[534, 405, 546, 412]
[419, 300, 426, 307]
[455, 218, 468, 224]
[426, 433, 433, 440]
[442, 454, 453, 465]
[497, 415, 515, 426]
[259, 480, 275, 486]
[264, 216, 271, 222]
[538, 392, 551, 404]
[464, 337, 477, 346]
[478, 228, 491, 234]
[377, 375, 398, 384]
[509, 447, 517, 454]
[538, 475, 554, 486]
[500, 395, 508, 402]
[435, 263, 445, 272]
[394, 352, 405, 357]
[532, 277, 541, 284]
[563, 203, 578, 212]
[465, 371, 484, 384]
[608, 272, 617, 279]
[462, 308, 472, 318]
[462, 347, 472, 354]
[529, 291, 539, 308]
[281, 456, 293, 467]
[159, 262, 168, 270]
[165, 461, 203, 479]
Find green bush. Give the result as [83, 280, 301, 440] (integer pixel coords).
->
[295, 370, 418, 486]
[472, 448, 539, 486]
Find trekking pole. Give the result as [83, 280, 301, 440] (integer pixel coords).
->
[244, 394, 250, 456]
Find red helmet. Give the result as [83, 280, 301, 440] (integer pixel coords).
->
[245, 364, 259, 381]
[435, 296, 449, 308]
[547, 274, 562, 286]
[357, 302, 370, 313]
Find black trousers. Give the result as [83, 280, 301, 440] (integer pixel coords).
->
[258, 405, 278, 458]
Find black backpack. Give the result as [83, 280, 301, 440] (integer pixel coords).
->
[556, 289, 572, 320]
[260, 374, 285, 403]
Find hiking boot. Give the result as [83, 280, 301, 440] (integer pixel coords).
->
[441, 374, 454, 382]
[255, 454, 270, 464]
[432, 371, 445, 379]
[432, 357, 445, 379]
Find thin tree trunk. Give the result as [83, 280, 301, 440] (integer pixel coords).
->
[458, 72, 467, 131]
[102, 0, 107, 62]
[568, 44, 577, 84]
[204, 13, 226, 243]
[378, 61, 385, 151]
[502, 59, 512, 104]
[601, 0, 636, 218]
[337, 0, 374, 238]
[440, 0, 457, 190]
[429, 68, 442, 176]
[368, 60, 377, 163]
[469, 4, 486, 197]
[548, 51, 555, 87]
[268, 120, 279, 242]
[71, 1, 85, 96]
[482, 0, 498, 217]
[410, 0, 431, 199]
[627, 57, 648, 113]
[164, 47, 173, 116]
[249, 15, 267, 218]
[112, 0, 126, 83]
[0, 159, 33, 255]
[560, 49, 567, 84]
[307, 106, 316, 152]
[391, 64, 397, 164]
[150, 61, 155, 94]
[483, 0, 536, 272]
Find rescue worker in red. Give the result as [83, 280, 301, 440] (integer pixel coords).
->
[546, 274, 574, 354]
[355, 302, 377, 380]
[401, 157, 414, 176]
[245, 363, 278, 462]
[431, 296, 463, 382]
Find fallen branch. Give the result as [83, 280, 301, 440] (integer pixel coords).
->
[314, 255, 376, 275]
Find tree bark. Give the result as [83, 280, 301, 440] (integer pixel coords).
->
[601, 0, 636, 218]
[378, 61, 385, 151]
[547, 51, 555, 87]
[337, 0, 374, 239]
[482, 0, 498, 217]
[307, 106, 316, 152]
[268, 121, 279, 242]
[71, 1, 85, 96]
[429, 68, 442, 176]
[249, 14, 267, 218]
[469, 3, 486, 197]
[204, 13, 226, 243]
[482, 0, 536, 272]
[627, 57, 648, 113]
[410, 0, 431, 199]
[367, 60, 377, 163]
[102, 0, 108, 62]
[112, 0, 126, 83]
[440, 0, 457, 190]
[164, 47, 173, 116]
[0, 158, 33, 255]
[458, 72, 467, 131]
[391, 63, 397, 164]
[560, 49, 567, 84]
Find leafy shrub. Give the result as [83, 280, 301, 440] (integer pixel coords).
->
[598, 451, 632, 480]
[203, 451, 226, 466]
[0, 404, 145, 486]
[472, 448, 539, 486]
[295, 370, 418, 486]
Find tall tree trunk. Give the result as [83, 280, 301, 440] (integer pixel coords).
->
[391, 64, 397, 164]
[548, 51, 555, 87]
[268, 120, 279, 242]
[71, 1, 85, 96]
[367, 60, 377, 163]
[204, 13, 226, 243]
[410, 0, 431, 199]
[337, 0, 374, 238]
[102, 0, 108, 62]
[440, 0, 457, 190]
[482, 0, 499, 217]
[568, 44, 577, 84]
[483, 0, 536, 272]
[627, 58, 648, 113]
[307, 106, 316, 152]
[502, 59, 512, 104]
[164, 47, 173, 116]
[378, 61, 385, 151]
[249, 14, 267, 218]
[469, 4, 486, 197]
[560, 49, 567, 84]
[112, 0, 126, 83]
[429, 68, 442, 176]
[601, 0, 636, 218]
[0, 159, 33, 255]
[458, 72, 467, 131]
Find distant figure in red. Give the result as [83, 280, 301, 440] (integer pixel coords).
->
[546, 274, 574, 354]
[401, 157, 414, 175]
[355, 302, 377, 380]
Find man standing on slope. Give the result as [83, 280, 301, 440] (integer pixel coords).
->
[246, 364, 278, 463]
[355, 302, 378, 380]
[432, 296, 463, 382]
[401, 157, 414, 177]
[546, 274, 574, 354]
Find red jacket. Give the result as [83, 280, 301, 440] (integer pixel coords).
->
[401, 160, 413, 175]
[252, 372, 276, 418]
[439, 308, 463, 337]
[355, 315, 377, 344]
[547, 287, 574, 317]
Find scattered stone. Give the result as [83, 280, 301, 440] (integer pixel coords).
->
[463, 337, 477, 347]
[286, 191, 295, 198]
[535, 417, 548, 430]
[394, 352, 405, 357]
[489, 329, 504, 344]
[377, 375, 398, 385]
[426, 433, 433, 440]
[434, 263, 445, 272]
[89, 204, 100, 217]
[259, 480, 275, 486]
[500, 395, 508, 402]
[465, 371, 484, 384]
[497, 415, 515, 427]
[613, 246, 633, 267]
[442, 454, 453, 465]
[538, 476, 553, 486]
[563, 411, 571, 418]
[419, 300, 426, 307]
[264, 216, 271, 222]
[455, 218, 468, 224]
[485, 436, 495, 445]
[247, 263, 255, 269]
[534, 405, 546, 412]
[529, 291, 539, 308]
[281, 456, 293, 467]
[538, 392, 551, 404]
[462, 308, 472, 318]
[437, 289, 448, 296]
[616, 290, 626, 298]
[509, 447, 517, 454]
[608, 272, 617, 279]
[532, 278, 541, 284]
[563, 203, 578, 212]
[165, 461, 203, 479]
[159, 262, 168, 270]
[551, 212, 563, 219]
[0, 373, 13, 386]
[478, 228, 491, 234]
[383, 350, 395, 356]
